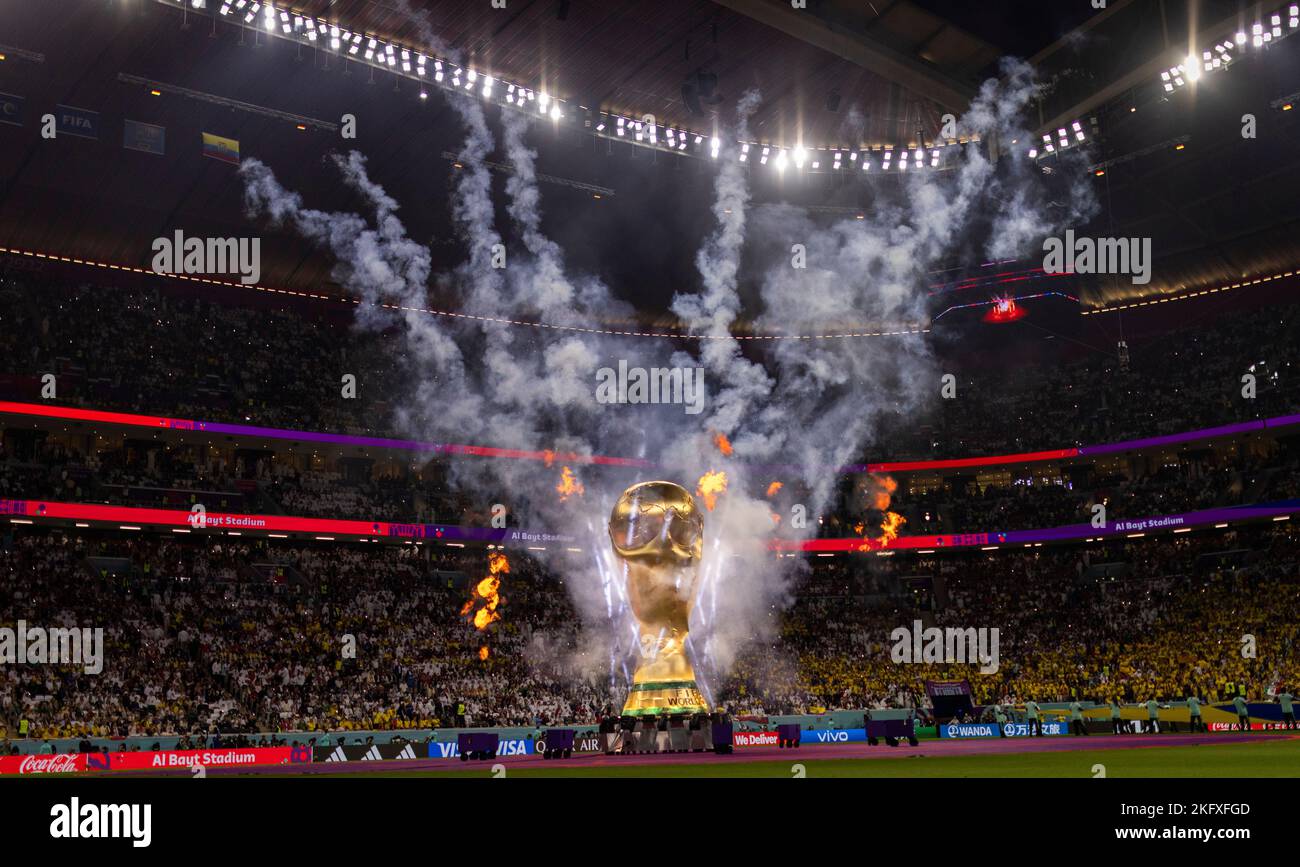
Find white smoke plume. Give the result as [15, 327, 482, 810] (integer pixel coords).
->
[388, 0, 504, 315]
[239, 56, 1096, 710]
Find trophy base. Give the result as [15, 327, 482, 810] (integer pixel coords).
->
[622, 679, 710, 717]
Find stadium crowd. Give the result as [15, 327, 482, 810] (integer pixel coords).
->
[3, 420, 1297, 537]
[4, 274, 1300, 539]
[3, 522, 1296, 743]
[2, 275, 1298, 465]
[0, 435, 485, 526]
[0, 530, 613, 742]
[3, 272, 1299, 745]
[719, 524, 1300, 715]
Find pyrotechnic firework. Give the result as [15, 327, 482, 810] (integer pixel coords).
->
[556, 466, 585, 501]
[463, 551, 510, 641]
[854, 474, 907, 549]
[695, 470, 728, 511]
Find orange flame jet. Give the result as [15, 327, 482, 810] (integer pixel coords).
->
[857, 474, 907, 549]
[696, 470, 728, 511]
[464, 551, 510, 635]
[556, 466, 585, 501]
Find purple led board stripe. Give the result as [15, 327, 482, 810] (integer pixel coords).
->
[1265, 413, 1300, 429]
[1077, 419, 1267, 457]
[173, 419, 653, 467]
[192, 420, 442, 451]
[4, 399, 1298, 473]
[1001, 501, 1297, 545]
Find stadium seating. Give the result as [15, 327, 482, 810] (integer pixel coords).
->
[2, 272, 1298, 746]
[3, 522, 1296, 743]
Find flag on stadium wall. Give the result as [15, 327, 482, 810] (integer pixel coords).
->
[0, 93, 24, 127]
[201, 131, 239, 164]
[123, 119, 165, 155]
[54, 104, 99, 140]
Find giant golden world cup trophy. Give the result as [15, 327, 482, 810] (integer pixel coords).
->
[608, 481, 711, 717]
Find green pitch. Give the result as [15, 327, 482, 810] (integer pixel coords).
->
[332, 737, 1300, 778]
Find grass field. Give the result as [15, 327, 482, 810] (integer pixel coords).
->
[323, 739, 1300, 778]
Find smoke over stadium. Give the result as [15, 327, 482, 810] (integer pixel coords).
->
[235, 55, 1097, 698]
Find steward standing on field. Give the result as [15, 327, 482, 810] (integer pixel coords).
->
[1024, 700, 1042, 737]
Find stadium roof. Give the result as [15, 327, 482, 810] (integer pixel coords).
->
[0, 0, 1298, 333]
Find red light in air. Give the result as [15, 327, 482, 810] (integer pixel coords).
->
[983, 297, 1027, 324]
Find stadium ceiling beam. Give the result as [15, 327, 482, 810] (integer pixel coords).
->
[0, 42, 45, 63]
[438, 152, 616, 197]
[1028, 0, 1137, 67]
[117, 73, 339, 132]
[708, 0, 976, 113]
[1035, 5, 1243, 136]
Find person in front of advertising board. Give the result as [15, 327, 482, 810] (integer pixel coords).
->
[1232, 693, 1250, 731]
[993, 703, 1008, 738]
[1110, 698, 1125, 734]
[1024, 699, 1042, 736]
[1069, 700, 1088, 736]
[1145, 697, 1161, 734]
[1276, 689, 1295, 730]
[1186, 694, 1204, 733]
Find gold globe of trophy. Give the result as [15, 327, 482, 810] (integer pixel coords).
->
[608, 480, 711, 717]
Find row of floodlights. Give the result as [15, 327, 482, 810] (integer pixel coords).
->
[195, 0, 973, 167]
[591, 115, 951, 169]
[1163, 5, 1298, 92]
[1027, 120, 1088, 159]
[739, 143, 945, 171]
[213, 0, 565, 117]
[186, 0, 1294, 166]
